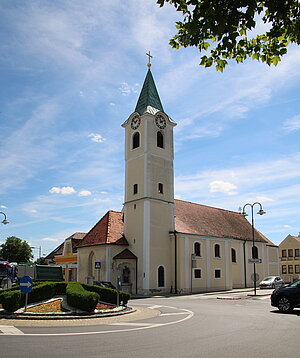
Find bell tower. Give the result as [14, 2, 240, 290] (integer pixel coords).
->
[122, 55, 176, 294]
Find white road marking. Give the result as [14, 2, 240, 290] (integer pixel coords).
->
[109, 322, 154, 326]
[0, 326, 24, 335]
[160, 312, 190, 316]
[148, 305, 162, 309]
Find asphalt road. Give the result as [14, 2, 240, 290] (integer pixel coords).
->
[1, 292, 299, 358]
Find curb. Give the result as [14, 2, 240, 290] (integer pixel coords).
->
[0, 306, 135, 320]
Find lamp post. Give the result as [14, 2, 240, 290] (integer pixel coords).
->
[0, 212, 9, 225]
[31, 246, 42, 259]
[241, 202, 266, 296]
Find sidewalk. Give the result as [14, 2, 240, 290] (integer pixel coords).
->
[131, 287, 273, 300]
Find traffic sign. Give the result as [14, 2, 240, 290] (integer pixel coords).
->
[19, 275, 33, 294]
[248, 258, 262, 264]
[95, 261, 101, 270]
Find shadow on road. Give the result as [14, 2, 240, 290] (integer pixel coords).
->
[270, 309, 300, 316]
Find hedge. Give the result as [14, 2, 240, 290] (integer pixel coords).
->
[0, 281, 130, 313]
[0, 289, 24, 312]
[66, 282, 99, 312]
[82, 284, 130, 306]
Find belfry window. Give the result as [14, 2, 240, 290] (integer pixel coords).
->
[158, 183, 163, 194]
[133, 184, 138, 195]
[132, 132, 140, 149]
[157, 131, 164, 148]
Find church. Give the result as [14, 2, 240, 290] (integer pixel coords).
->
[76, 59, 279, 295]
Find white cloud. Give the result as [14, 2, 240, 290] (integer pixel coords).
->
[41, 237, 60, 242]
[78, 190, 92, 197]
[0, 205, 7, 209]
[256, 196, 273, 202]
[283, 114, 300, 133]
[88, 133, 105, 143]
[49, 186, 76, 195]
[209, 180, 238, 195]
[119, 82, 139, 96]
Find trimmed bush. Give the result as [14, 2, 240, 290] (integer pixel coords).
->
[54, 281, 67, 295]
[82, 283, 130, 306]
[0, 289, 24, 312]
[66, 282, 99, 312]
[27, 282, 56, 304]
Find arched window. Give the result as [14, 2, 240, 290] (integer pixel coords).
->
[231, 248, 237, 263]
[88, 251, 95, 277]
[158, 266, 165, 287]
[214, 244, 221, 258]
[252, 245, 258, 259]
[194, 242, 201, 257]
[157, 131, 164, 148]
[132, 132, 140, 149]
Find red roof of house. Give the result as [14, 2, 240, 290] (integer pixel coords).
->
[78, 210, 128, 247]
[174, 199, 275, 245]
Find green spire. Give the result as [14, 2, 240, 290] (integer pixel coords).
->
[135, 69, 164, 115]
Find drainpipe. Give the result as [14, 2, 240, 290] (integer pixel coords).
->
[243, 240, 247, 288]
[170, 230, 178, 294]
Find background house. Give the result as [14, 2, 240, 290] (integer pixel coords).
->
[45, 232, 85, 281]
[279, 234, 300, 283]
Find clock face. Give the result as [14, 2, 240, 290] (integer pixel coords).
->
[155, 114, 166, 129]
[131, 115, 141, 130]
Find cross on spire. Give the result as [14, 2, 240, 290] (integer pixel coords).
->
[146, 51, 153, 68]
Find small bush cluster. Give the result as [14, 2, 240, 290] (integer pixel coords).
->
[66, 282, 99, 312]
[0, 281, 130, 313]
[0, 289, 24, 312]
[82, 284, 130, 306]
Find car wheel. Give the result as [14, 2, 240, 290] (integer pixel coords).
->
[277, 296, 293, 313]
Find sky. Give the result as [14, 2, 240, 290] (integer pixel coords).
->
[0, 0, 299, 260]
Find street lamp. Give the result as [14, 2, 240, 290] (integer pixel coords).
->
[31, 246, 42, 259]
[241, 202, 266, 296]
[0, 212, 9, 225]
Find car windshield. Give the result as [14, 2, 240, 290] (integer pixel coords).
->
[263, 277, 274, 281]
[289, 279, 300, 287]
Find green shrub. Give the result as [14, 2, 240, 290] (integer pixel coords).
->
[0, 289, 24, 312]
[27, 282, 56, 304]
[81, 283, 130, 306]
[119, 291, 130, 306]
[66, 282, 99, 312]
[54, 281, 67, 295]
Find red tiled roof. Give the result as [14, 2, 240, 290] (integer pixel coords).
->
[113, 249, 137, 260]
[78, 211, 128, 247]
[291, 235, 300, 243]
[174, 199, 275, 245]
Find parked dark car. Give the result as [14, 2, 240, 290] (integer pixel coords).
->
[93, 281, 116, 290]
[271, 279, 300, 313]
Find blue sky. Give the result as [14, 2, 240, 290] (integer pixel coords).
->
[0, 1, 299, 259]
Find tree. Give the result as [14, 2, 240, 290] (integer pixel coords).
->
[35, 257, 48, 265]
[157, 0, 300, 71]
[0, 236, 33, 263]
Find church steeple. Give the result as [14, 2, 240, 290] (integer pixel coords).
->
[134, 69, 164, 115]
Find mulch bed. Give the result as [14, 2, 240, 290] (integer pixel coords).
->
[27, 299, 69, 313]
[0, 300, 115, 313]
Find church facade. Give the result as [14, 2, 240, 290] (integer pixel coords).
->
[77, 65, 279, 295]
